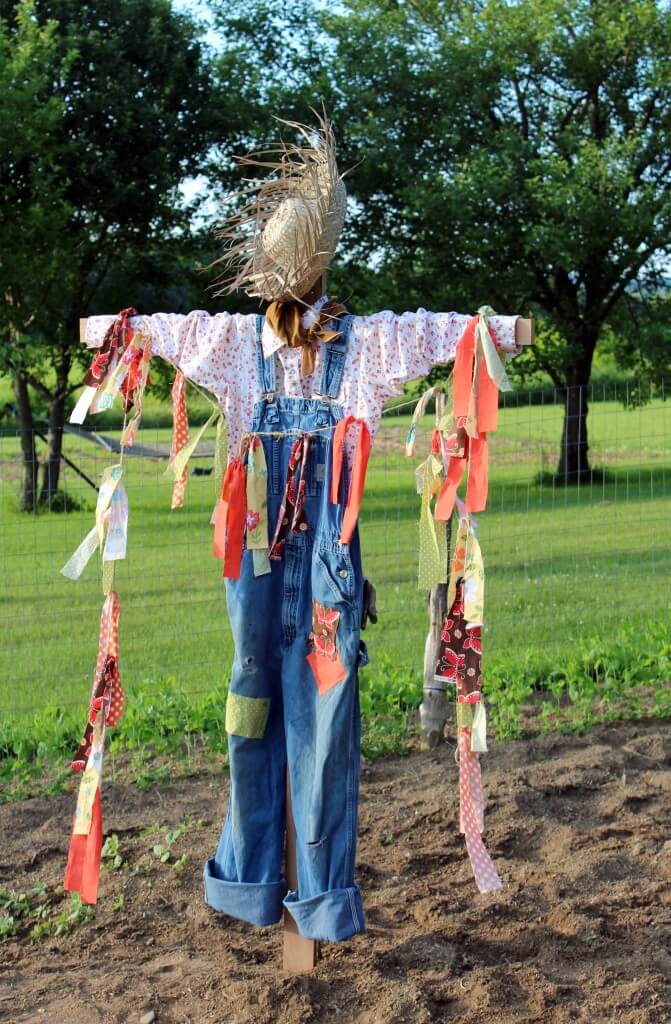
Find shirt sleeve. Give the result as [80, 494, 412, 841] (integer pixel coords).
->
[354, 309, 521, 397]
[84, 310, 241, 406]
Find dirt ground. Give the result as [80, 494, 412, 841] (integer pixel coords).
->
[1, 718, 670, 1024]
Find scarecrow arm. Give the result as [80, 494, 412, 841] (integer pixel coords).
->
[354, 310, 530, 397]
[81, 310, 239, 407]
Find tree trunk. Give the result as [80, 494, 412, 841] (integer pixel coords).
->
[556, 345, 597, 483]
[39, 351, 71, 506]
[13, 371, 38, 512]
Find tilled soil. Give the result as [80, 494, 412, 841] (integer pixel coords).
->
[1, 718, 670, 1024]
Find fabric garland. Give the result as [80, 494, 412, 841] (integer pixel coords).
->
[434, 508, 500, 893]
[60, 465, 125, 582]
[435, 306, 512, 522]
[70, 308, 139, 424]
[63, 589, 123, 905]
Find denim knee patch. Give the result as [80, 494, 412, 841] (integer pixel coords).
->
[225, 691, 270, 738]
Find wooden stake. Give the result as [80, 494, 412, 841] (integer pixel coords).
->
[282, 770, 320, 972]
[420, 391, 450, 747]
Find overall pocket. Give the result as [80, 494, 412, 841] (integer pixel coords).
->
[312, 545, 356, 608]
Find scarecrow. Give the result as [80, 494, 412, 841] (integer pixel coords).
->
[66, 113, 525, 940]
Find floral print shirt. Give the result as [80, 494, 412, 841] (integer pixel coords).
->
[84, 308, 521, 457]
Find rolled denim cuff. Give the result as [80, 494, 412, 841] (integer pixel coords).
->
[283, 884, 365, 942]
[203, 859, 287, 926]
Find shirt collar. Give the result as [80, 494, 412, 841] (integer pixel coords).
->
[261, 294, 328, 360]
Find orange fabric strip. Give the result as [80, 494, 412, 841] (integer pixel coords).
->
[435, 452, 468, 521]
[477, 320, 502, 433]
[436, 314, 503, 518]
[452, 315, 478, 419]
[330, 416, 372, 544]
[466, 435, 489, 513]
[223, 459, 247, 579]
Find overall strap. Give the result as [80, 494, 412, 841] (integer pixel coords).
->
[255, 314, 276, 396]
[318, 314, 353, 400]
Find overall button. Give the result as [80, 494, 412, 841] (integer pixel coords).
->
[338, 569, 348, 578]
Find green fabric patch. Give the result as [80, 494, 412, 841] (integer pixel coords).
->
[225, 691, 270, 739]
[456, 702, 474, 731]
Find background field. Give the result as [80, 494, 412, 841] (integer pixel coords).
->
[1, 387, 669, 725]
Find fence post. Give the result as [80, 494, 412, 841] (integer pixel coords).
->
[419, 391, 451, 747]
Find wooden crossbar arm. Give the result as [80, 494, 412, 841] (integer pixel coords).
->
[79, 316, 534, 347]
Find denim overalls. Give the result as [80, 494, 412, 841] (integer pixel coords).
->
[203, 314, 368, 942]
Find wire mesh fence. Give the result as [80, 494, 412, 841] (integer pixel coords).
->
[1, 382, 670, 719]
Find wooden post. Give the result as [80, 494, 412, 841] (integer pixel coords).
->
[282, 770, 320, 971]
[419, 391, 451, 747]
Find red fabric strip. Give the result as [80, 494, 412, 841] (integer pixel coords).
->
[223, 459, 247, 579]
[64, 788, 103, 905]
[213, 462, 235, 560]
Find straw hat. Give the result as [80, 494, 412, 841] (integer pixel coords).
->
[210, 111, 347, 303]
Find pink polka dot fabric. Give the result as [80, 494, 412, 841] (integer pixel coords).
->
[169, 370, 190, 509]
[458, 729, 501, 893]
[98, 590, 124, 728]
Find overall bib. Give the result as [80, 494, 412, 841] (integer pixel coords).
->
[203, 314, 368, 942]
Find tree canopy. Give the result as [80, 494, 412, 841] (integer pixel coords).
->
[214, 0, 671, 477]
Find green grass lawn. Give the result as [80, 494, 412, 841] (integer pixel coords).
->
[1, 396, 670, 720]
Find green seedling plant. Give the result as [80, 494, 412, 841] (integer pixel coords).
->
[0, 884, 93, 944]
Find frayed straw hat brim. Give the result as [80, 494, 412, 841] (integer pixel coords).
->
[209, 111, 347, 303]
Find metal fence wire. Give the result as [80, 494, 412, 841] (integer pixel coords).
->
[1, 382, 669, 717]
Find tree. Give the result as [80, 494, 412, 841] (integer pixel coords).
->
[213, 0, 671, 480]
[0, 0, 225, 509]
[0, 1, 73, 510]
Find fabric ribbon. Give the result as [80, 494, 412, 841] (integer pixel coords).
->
[458, 729, 502, 893]
[266, 298, 348, 377]
[165, 407, 219, 485]
[61, 465, 125, 581]
[210, 414, 228, 526]
[330, 416, 372, 545]
[118, 332, 152, 447]
[417, 432, 448, 590]
[435, 307, 510, 522]
[405, 385, 443, 457]
[269, 434, 311, 558]
[64, 590, 124, 905]
[169, 371, 190, 509]
[213, 455, 248, 579]
[245, 435, 271, 577]
[70, 308, 138, 424]
[447, 505, 484, 625]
